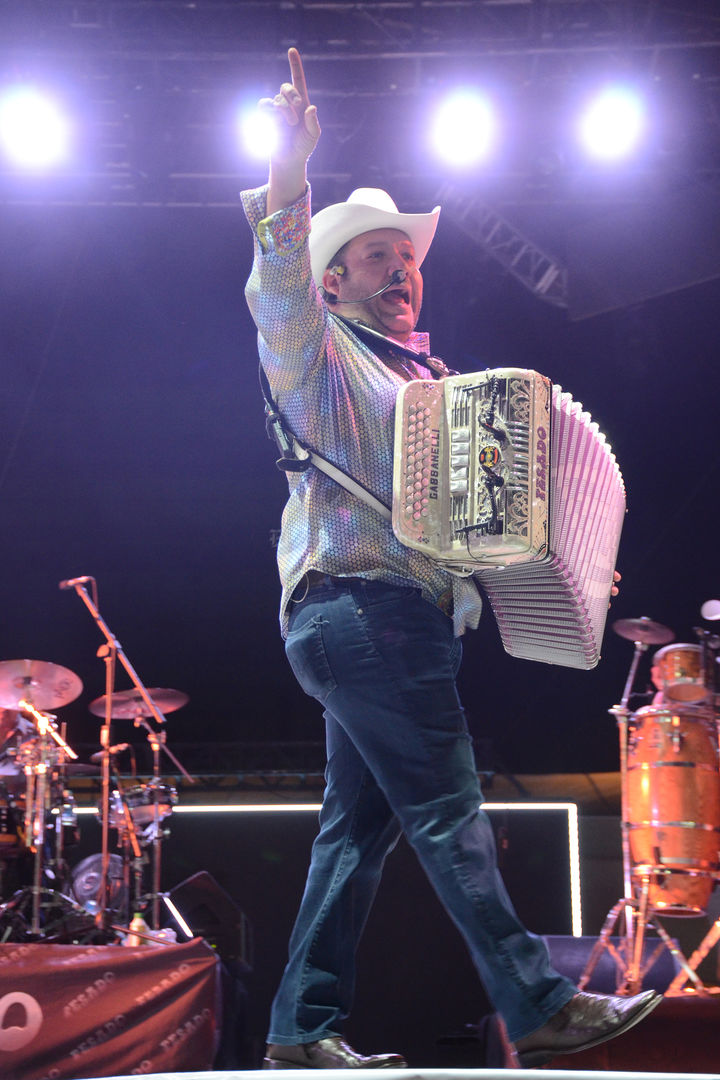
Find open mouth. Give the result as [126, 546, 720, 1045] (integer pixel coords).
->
[384, 288, 410, 306]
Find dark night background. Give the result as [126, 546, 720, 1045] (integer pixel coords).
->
[1, 6, 720, 1065]
[0, 3, 718, 783]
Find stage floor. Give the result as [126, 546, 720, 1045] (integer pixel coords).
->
[85, 1070, 720, 1080]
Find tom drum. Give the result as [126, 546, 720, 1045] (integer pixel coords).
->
[110, 783, 177, 829]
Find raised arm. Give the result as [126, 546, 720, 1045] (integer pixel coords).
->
[258, 48, 321, 215]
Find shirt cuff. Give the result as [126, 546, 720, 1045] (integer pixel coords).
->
[241, 184, 311, 255]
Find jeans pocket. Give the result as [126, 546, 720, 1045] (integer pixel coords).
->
[285, 613, 338, 705]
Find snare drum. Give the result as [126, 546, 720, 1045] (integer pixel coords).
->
[627, 703, 720, 914]
[110, 784, 177, 829]
[653, 643, 709, 703]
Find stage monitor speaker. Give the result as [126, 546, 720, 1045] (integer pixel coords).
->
[168, 870, 253, 973]
[543, 934, 681, 993]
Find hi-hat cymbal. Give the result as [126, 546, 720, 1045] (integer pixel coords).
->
[612, 617, 675, 646]
[0, 659, 83, 710]
[88, 687, 189, 719]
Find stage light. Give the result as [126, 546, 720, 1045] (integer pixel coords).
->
[577, 87, 646, 161]
[0, 86, 71, 168]
[238, 105, 278, 160]
[429, 91, 496, 167]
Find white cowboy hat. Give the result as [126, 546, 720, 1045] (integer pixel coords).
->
[309, 188, 441, 286]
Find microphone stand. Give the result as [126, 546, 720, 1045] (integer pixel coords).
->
[63, 577, 188, 932]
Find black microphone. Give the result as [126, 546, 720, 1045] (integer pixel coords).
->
[326, 268, 408, 305]
[59, 575, 94, 590]
[90, 743, 129, 763]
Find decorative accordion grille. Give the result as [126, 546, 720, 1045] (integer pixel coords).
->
[393, 369, 625, 669]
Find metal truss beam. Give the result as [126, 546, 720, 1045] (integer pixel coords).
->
[438, 186, 568, 306]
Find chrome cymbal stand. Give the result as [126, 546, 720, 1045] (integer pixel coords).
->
[130, 710, 192, 928]
[579, 633, 653, 992]
[16, 699, 78, 935]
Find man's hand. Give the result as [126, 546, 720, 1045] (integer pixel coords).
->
[260, 48, 321, 213]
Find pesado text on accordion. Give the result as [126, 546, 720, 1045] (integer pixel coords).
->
[392, 368, 626, 670]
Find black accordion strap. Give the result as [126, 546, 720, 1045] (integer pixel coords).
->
[257, 361, 392, 520]
[338, 317, 458, 379]
[257, 320, 455, 522]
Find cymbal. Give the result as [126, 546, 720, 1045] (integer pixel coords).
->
[88, 687, 189, 720]
[0, 659, 83, 710]
[612, 617, 675, 646]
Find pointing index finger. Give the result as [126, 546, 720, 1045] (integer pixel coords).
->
[288, 47, 310, 106]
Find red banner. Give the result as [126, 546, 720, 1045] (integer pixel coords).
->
[0, 937, 220, 1080]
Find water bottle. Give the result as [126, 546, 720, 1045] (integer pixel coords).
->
[123, 913, 150, 946]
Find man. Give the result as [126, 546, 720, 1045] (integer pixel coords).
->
[242, 48, 661, 1069]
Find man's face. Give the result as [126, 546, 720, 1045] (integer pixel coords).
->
[324, 228, 423, 343]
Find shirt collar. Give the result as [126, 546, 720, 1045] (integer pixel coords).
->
[342, 317, 430, 356]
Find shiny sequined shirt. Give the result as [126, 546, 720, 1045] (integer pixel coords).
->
[242, 185, 483, 638]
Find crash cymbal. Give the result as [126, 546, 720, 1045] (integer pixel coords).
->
[612, 617, 675, 646]
[88, 687, 188, 720]
[0, 659, 83, 710]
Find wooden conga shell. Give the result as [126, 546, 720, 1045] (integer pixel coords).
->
[653, 644, 709, 703]
[627, 705, 720, 914]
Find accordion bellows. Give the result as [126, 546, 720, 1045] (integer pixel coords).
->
[393, 369, 626, 669]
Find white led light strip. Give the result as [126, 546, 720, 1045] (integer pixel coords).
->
[76, 800, 582, 936]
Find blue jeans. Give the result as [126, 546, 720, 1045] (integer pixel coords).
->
[268, 578, 575, 1045]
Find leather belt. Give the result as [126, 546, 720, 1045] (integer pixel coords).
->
[291, 570, 353, 602]
[291, 572, 454, 618]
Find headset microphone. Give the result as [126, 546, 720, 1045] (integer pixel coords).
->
[323, 268, 408, 305]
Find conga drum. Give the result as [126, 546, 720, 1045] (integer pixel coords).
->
[653, 644, 709, 703]
[626, 703, 720, 915]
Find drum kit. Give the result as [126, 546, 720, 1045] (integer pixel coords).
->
[581, 614, 720, 995]
[0, 657, 191, 943]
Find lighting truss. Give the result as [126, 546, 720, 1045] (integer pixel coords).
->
[438, 185, 568, 306]
[0, 1, 718, 206]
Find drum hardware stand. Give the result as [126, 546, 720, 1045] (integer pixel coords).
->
[61, 575, 185, 931]
[664, 913, 720, 994]
[108, 766, 144, 926]
[657, 627, 720, 995]
[614, 628, 652, 974]
[16, 699, 78, 935]
[580, 617, 672, 994]
[579, 870, 710, 996]
[130, 712, 193, 929]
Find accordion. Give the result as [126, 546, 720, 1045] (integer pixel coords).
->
[392, 368, 626, 669]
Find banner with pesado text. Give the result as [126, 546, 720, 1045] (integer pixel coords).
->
[0, 937, 220, 1079]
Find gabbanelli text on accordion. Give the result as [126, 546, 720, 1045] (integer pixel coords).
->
[392, 368, 626, 670]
